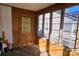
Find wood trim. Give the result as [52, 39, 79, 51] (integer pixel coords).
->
[42, 14, 45, 35]
[46, 12, 52, 56]
[58, 9, 65, 44]
[49, 12, 52, 37]
[60, 9, 65, 29]
[35, 15, 39, 45]
[74, 16, 79, 50]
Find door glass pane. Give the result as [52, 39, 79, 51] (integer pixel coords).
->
[22, 17, 31, 32]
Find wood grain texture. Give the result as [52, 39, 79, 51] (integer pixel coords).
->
[39, 38, 64, 56]
[70, 51, 79, 56]
[12, 7, 37, 48]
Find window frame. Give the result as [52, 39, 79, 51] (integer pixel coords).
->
[50, 10, 62, 44]
[43, 13, 50, 39]
[37, 14, 44, 37]
[37, 4, 79, 51]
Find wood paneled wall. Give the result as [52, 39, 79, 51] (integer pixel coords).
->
[12, 7, 37, 48]
[12, 3, 79, 49]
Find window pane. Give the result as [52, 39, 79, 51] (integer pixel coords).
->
[52, 17, 61, 23]
[22, 17, 31, 32]
[45, 13, 50, 18]
[53, 10, 61, 17]
[63, 23, 73, 32]
[50, 10, 61, 43]
[39, 15, 43, 19]
[63, 32, 76, 40]
[51, 31, 59, 37]
[60, 5, 78, 49]
[37, 15, 43, 37]
[44, 13, 50, 39]
[60, 39, 75, 48]
[64, 16, 74, 23]
[50, 37, 59, 43]
[52, 24, 60, 30]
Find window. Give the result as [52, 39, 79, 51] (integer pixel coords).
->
[44, 13, 50, 39]
[37, 15, 43, 37]
[50, 10, 61, 43]
[60, 5, 79, 49]
[22, 17, 31, 32]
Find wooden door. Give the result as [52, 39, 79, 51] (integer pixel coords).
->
[19, 16, 33, 47]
